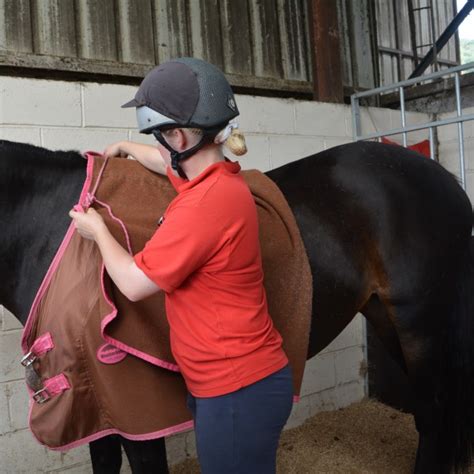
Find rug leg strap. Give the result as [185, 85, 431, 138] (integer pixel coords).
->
[32, 373, 71, 404]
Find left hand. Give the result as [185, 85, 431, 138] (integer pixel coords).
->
[69, 208, 106, 241]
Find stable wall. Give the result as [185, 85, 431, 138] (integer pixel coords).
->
[437, 106, 474, 202]
[0, 75, 384, 472]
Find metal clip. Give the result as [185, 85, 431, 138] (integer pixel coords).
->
[32, 387, 51, 404]
[21, 351, 37, 367]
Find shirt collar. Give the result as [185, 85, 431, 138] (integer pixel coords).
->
[166, 159, 241, 193]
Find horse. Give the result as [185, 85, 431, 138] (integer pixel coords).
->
[1, 139, 473, 474]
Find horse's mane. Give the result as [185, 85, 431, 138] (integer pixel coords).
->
[0, 139, 84, 168]
[0, 140, 88, 321]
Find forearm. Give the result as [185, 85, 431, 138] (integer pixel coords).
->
[95, 225, 160, 301]
[120, 141, 167, 175]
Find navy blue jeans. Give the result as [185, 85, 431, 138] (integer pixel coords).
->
[186, 365, 293, 474]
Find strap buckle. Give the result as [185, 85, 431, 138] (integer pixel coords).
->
[30, 373, 71, 405]
[21, 332, 54, 367]
[32, 387, 51, 404]
[21, 351, 37, 367]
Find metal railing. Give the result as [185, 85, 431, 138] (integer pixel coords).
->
[351, 62, 474, 189]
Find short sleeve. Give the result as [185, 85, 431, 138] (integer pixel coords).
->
[134, 204, 224, 292]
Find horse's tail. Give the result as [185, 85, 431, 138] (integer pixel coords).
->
[439, 235, 474, 472]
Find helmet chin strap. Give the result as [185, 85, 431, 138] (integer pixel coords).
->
[152, 127, 221, 179]
[170, 150, 189, 179]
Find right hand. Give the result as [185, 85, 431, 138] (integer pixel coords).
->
[103, 141, 129, 159]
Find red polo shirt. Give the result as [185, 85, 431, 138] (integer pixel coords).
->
[134, 160, 288, 397]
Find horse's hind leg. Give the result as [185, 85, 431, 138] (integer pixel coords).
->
[391, 300, 448, 474]
[360, 294, 407, 373]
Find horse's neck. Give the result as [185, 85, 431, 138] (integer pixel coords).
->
[0, 142, 87, 325]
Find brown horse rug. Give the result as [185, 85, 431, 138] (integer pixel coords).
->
[21, 153, 313, 450]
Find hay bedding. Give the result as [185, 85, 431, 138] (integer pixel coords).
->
[170, 399, 419, 474]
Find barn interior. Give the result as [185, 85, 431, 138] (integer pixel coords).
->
[0, 1, 473, 472]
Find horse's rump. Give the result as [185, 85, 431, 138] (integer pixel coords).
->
[22, 155, 312, 449]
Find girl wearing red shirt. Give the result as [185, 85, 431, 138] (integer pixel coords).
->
[70, 57, 293, 474]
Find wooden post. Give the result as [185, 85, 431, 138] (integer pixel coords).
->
[309, 0, 344, 103]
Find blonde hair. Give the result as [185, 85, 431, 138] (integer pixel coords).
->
[181, 126, 247, 156]
[224, 128, 247, 156]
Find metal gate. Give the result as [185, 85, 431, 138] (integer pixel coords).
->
[351, 61, 474, 190]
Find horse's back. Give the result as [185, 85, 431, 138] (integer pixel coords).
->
[269, 141, 470, 226]
[269, 141, 472, 277]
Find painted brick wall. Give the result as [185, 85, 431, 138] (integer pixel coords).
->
[0, 76, 382, 471]
[437, 107, 474, 202]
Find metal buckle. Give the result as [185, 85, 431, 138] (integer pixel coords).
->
[32, 387, 51, 404]
[21, 351, 37, 367]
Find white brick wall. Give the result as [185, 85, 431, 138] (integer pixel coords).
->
[286, 314, 366, 430]
[438, 107, 474, 202]
[0, 75, 374, 471]
[356, 105, 432, 145]
[0, 77, 82, 127]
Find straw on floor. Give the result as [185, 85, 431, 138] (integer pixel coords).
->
[171, 399, 419, 474]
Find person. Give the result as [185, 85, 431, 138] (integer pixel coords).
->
[69, 57, 293, 474]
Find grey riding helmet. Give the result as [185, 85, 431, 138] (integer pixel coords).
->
[123, 57, 239, 132]
[122, 58, 239, 174]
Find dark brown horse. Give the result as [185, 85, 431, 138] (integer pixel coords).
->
[1, 139, 472, 473]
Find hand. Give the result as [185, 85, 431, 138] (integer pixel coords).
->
[69, 208, 106, 241]
[103, 141, 129, 159]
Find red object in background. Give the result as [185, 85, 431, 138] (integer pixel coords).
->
[381, 137, 431, 158]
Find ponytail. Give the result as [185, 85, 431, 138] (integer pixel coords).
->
[224, 128, 247, 156]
